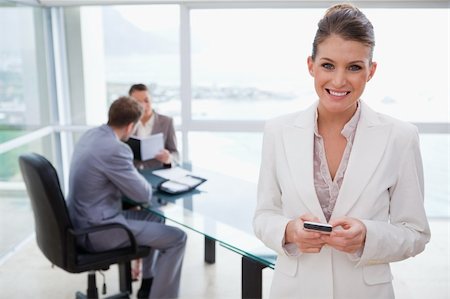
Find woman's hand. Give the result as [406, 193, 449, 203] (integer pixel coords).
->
[321, 217, 367, 254]
[284, 214, 326, 253]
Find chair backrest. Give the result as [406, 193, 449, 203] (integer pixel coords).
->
[18, 153, 73, 269]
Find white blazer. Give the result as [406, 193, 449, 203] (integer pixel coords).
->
[253, 101, 430, 299]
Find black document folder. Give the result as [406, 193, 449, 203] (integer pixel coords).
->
[125, 137, 143, 160]
[125, 133, 164, 161]
[140, 167, 207, 195]
[158, 174, 207, 194]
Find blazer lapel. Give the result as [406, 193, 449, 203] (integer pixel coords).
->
[151, 111, 159, 134]
[331, 102, 392, 218]
[282, 103, 325, 221]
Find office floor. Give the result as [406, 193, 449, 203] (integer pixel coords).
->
[0, 191, 33, 258]
[0, 194, 448, 298]
[0, 224, 272, 299]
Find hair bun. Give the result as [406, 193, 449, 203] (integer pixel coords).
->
[325, 3, 359, 17]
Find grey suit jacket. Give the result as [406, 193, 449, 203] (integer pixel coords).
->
[134, 111, 179, 169]
[67, 124, 152, 249]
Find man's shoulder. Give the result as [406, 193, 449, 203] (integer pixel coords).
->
[78, 125, 130, 156]
[80, 126, 111, 145]
[82, 124, 109, 138]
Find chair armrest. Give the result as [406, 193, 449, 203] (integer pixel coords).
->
[68, 223, 138, 252]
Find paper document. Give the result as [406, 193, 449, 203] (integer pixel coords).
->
[136, 133, 164, 160]
[152, 167, 191, 180]
[160, 181, 190, 193]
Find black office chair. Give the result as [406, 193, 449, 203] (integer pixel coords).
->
[18, 153, 150, 299]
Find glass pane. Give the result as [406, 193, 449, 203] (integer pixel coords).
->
[191, 8, 449, 123]
[420, 134, 450, 218]
[0, 6, 50, 126]
[188, 132, 262, 183]
[0, 134, 56, 259]
[97, 5, 181, 125]
[191, 9, 321, 120]
[0, 134, 56, 182]
[364, 9, 449, 122]
[0, 126, 41, 143]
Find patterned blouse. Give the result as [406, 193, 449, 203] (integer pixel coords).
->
[313, 102, 361, 221]
[133, 113, 155, 137]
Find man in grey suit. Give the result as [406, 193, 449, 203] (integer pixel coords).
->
[67, 96, 187, 299]
[129, 83, 179, 169]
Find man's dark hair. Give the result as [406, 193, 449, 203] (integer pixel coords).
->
[107, 96, 143, 127]
[128, 83, 148, 96]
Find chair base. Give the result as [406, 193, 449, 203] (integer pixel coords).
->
[75, 291, 130, 299]
[75, 270, 131, 299]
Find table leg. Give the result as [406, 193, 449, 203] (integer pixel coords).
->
[242, 256, 267, 299]
[204, 236, 216, 264]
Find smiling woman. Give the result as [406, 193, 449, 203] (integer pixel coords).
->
[253, 4, 431, 299]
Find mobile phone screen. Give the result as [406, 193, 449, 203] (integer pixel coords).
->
[303, 221, 332, 234]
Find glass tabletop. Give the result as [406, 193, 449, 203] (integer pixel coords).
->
[138, 165, 276, 268]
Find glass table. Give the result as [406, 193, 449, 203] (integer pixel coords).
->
[137, 165, 276, 299]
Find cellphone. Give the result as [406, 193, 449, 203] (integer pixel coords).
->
[303, 221, 332, 234]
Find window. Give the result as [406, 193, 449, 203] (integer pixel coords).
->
[420, 134, 450, 218]
[190, 8, 449, 123]
[79, 5, 181, 125]
[191, 9, 321, 120]
[0, 5, 52, 185]
[363, 9, 449, 123]
[189, 132, 262, 183]
[0, 6, 50, 126]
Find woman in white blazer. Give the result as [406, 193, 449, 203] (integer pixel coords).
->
[253, 4, 430, 299]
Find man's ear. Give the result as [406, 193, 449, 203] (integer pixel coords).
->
[307, 56, 314, 77]
[126, 122, 135, 135]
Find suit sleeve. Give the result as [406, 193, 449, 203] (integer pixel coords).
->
[253, 122, 292, 256]
[357, 127, 431, 266]
[102, 144, 152, 205]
